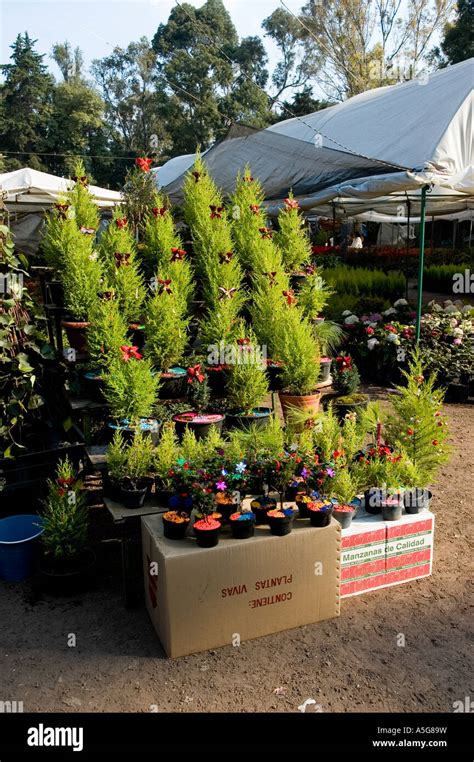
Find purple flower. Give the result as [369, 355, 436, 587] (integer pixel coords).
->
[216, 480, 227, 491]
[301, 467, 309, 479]
[326, 468, 335, 478]
[369, 313, 383, 323]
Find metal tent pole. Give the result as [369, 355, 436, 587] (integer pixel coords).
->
[416, 185, 429, 343]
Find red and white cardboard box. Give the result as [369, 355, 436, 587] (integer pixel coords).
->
[341, 510, 434, 598]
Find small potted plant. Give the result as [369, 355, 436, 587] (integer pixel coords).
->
[332, 355, 369, 418]
[306, 499, 333, 527]
[249, 495, 277, 524]
[312, 320, 343, 383]
[229, 506, 256, 539]
[225, 338, 271, 429]
[380, 493, 404, 521]
[173, 363, 225, 439]
[153, 423, 180, 506]
[329, 470, 360, 529]
[106, 429, 155, 509]
[162, 510, 191, 540]
[191, 475, 222, 548]
[267, 506, 295, 536]
[39, 458, 94, 595]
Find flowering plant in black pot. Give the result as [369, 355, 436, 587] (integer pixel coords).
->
[332, 355, 369, 418]
[306, 500, 333, 527]
[162, 510, 191, 540]
[190, 470, 222, 548]
[229, 506, 256, 539]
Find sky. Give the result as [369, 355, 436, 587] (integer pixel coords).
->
[0, 0, 303, 80]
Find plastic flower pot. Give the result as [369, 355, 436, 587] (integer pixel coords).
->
[39, 548, 96, 596]
[364, 487, 383, 514]
[250, 496, 277, 525]
[214, 493, 239, 524]
[225, 408, 272, 431]
[83, 369, 104, 401]
[267, 508, 294, 536]
[307, 502, 333, 527]
[229, 512, 256, 539]
[205, 365, 230, 396]
[0, 515, 44, 582]
[162, 511, 190, 540]
[381, 498, 403, 521]
[119, 478, 150, 509]
[158, 367, 187, 399]
[403, 488, 432, 514]
[333, 394, 369, 420]
[62, 321, 90, 354]
[319, 357, 332, 383]
[154, 485, 175, 508]
[193, 518, 221, 548]
[102, 474, 121, 501]
[295, 492, 320, 519]
[332, 504, 356, 529]
[173, 412, 225, 440]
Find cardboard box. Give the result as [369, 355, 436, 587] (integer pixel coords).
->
[142, 514, 341, 658]
[341, 510, 435, 598]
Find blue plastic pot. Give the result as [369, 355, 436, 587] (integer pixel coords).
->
[0, 515, 44, 582]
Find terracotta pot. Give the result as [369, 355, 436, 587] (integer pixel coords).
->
[62, 321, 90, 354]
[278, 390, 321, 419]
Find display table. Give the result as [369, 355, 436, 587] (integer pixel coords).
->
[103, 496, 167, 607]
[142, 513, 341, 658]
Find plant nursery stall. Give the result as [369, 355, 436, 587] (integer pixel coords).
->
[0, 145, 454, 657]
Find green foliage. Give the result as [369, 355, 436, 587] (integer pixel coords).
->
[228, 415, 284, 460]
[107, 428, 154, 481]
[298, 272, 333, 321]
[99, 209, 146, 323]
[60, 230, 102, 321]
[227, 343, 269, 414]
[86, 296, 129, 369]
[312, 319, 344, 356]
[324, 267, 405, 299]
[273, 193, 311, 273]
[249, 277, 288, 359]
[385, 349, 450, 486]
[440, 0, 474, 64]
[188, 373, 211, 413]
[277, 307, 320, 394]
[66, 159, 100, 230]
[122, 163, 158, 235]
[153, 423, 179, 487]
[0, 221, 46, 455]
[103, 355, 159, 423]
[310, 405, 341, 462]
[145, 286, 189, 371]
[423, 263, 471, 293]
[41, 458, 88, 560]
[329, 469, 360, 505]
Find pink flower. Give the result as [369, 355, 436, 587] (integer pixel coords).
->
[453, 337, 462, 345]
[366, 326, 375, 335]
[216, 480, 227, 491]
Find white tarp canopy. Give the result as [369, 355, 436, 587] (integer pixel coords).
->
[156, 58, 473, 217]
[0, 167, 122, 211]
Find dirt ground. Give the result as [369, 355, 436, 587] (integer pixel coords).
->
[0, 391, 472, 714]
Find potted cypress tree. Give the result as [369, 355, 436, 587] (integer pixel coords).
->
[102, 347, 161, 440]
[226, 337, 271, 430]
[39, 458, 94, 595]
[85, 293, 129, 399]
[273, 193, 311, 278]
[277, 307, 322, 418]
[153, 423, 181, 506]
[329, 470, 360, 529]
[173, 364, 224, 439]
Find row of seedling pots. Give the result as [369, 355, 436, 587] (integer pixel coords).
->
[364, 487, 432, 519]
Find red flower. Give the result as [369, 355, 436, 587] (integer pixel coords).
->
[116, 218, 128, 229]
[336, 355, 352, 370]
[158, 278, 172, 294]
[120, 345, 142, 362]
[243, 175, 254, 182]
[57, 488, 66, 497]
[249, 204, 260, 214]
[170, 247, 186, 261]
[284, 197, 299, 210]
[333, 450, 344, 459]
[57, 477, 75, 487]
[135, 157, 153, 172]
[183, 462, 190, 470]
[259, 227, 273, 239]
[219, 251, 233, 264]
[366, 326, 375, 335]
[192, 171, 201, 183]
[237, 337, 250, 346]
[384, 324, 397, 333]
[432, 440, 439, 446]
[283, 289, 297, 306]
[187, 364, 204, 384]
[210, 205, 223, 219]
[407, 428, 414, 436]
[264, 271, 277, 285]
[152, 207, 167, 217]
[114, 252, 131, 267]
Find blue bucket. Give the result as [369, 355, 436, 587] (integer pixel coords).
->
[0, 515, 44, 582]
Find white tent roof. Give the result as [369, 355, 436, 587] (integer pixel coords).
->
[158, 59, 474, 216]
[0, 167, 122, 211]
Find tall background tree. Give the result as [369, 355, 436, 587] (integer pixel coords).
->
[439, 0, 474, 64]
[0, 33, 54, 171]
